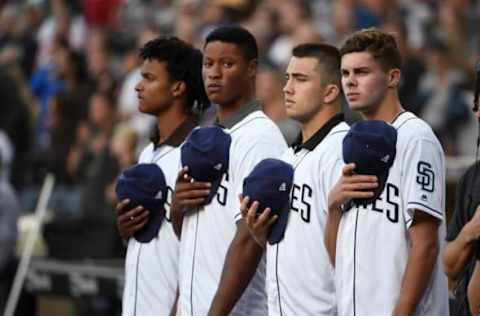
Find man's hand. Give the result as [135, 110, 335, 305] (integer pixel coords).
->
[327, 163, 378, 212]
[115, 199, 149, 240]
[172, 167, 211, 212]
[240, 195, 278, 249]
[171, 167, 211, 238]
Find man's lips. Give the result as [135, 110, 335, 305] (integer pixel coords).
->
[346, 92, 360, 100]
[207, 83, 222, 93]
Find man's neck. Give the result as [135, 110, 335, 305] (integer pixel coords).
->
[362, 93, 404, 123]
[156, 102, 188, 144]
[217, 92, 255, 124]
[301, 105, 340, 143]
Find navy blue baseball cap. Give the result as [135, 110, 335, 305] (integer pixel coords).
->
[343, 120, 397, 207]
[243, 158, 294, 244]
[115, 163, 167, 243]
[181, 126, 231, 206]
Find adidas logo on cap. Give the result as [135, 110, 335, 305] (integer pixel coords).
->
[155, 190, 163, 200]
[213, 163, 223, 170]
[278, 182, 287, 192]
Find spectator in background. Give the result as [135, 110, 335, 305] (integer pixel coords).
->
[43, 89, 121, 262]
[116, 27, 158, 153]
[267, 0, 317, 68]
[104, 124, 138, 206]
[256, 64, 299, 145]
[0, 65, 34, 190]
[382, 16, 425, 114]
[417, 38, 470, 155]
[0, 131, 21, 312]
[84, 30, 117, 95]
[443, 109, 480, 316]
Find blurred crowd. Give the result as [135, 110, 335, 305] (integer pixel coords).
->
[0, 0, 480, 283]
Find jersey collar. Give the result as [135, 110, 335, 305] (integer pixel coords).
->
[150, 116, 198, 149]
[292, 113, 345, 153]
[216, 100, 261, 129]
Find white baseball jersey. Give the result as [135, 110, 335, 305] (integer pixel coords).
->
[177, 102, 288, 316]
[122, 120, 196, 316]
[335, 111, 449, 316]
[267, 114, 348, 316]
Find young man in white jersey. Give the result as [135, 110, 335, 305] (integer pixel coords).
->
[241, 43, 349, 315]
[170, 26, 287, 316]
[324, 28, 449, 315]
[114, 37, 209, 316]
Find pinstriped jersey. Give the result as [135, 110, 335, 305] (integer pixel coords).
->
[335, 112, 449, 316]
[122, 143, 181, 316]
[122, 119, 197, 316]
[177, 109, 287, 316]
[267, 116, 348, 316]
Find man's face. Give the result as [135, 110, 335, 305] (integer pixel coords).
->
[202, 41, 254, 107]
[283, 56, 325, 123]
[341, 52, 389, 114]
[135, 59, 176, 115]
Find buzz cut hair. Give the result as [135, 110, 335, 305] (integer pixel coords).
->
[205, 25, 258, 61]
[292, 42, 341, 87]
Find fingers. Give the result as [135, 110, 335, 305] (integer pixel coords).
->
[120, 206, 149, 224]
[173, 168, 212, 209]
[243, 201, 276, 231]
[130, 217, 148, 233]
[342, 163, 356, 175]
[117, 206, 150, 238]
[176, 167, 190, 183]
[115, 199, 131, 215]
[343, 182, 378, 191]
[342, 190, 376, 199]
[342, 163, 378, 183]
[175, 167, 211, 189]
[345, 175, 378, 184]
[240, 196, 250, 218]
[247, 201, 259, 224]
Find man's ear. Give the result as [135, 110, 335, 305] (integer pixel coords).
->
[172, 81, 186, 97]
[387, 68, 401, 89]
[323, 84, 341, 104]
[247, 59, 258, 79]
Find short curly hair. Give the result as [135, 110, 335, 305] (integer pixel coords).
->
[140, 36, 210, 112]
[340, 28, 402, 72]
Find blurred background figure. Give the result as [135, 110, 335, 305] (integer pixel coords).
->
[256, 64, 299, 145]
[0, 131, 21, 313]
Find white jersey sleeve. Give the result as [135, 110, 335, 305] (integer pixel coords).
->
[402, 137, 445, 227]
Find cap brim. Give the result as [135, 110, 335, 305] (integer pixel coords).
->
[267, 202, 290, 245]
[134, 201, 165, 243]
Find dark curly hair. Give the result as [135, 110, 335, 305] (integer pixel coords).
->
[139, 36, 210, 113]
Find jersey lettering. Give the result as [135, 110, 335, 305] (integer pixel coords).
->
[359, 183, 400, 223]
[216, 172, 229, 206]
[290, 183, 312, 223]
[416, 161, 435, 192]
[165, 186, 174, 221]
[385, 183, 399, 223]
